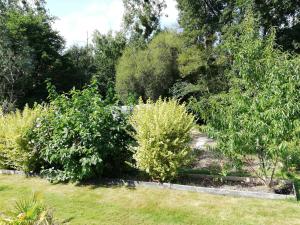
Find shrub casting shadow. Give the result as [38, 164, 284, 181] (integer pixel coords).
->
[75, 178, 137, 190]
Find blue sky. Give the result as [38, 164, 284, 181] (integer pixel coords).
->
[46, 0, 179, 47]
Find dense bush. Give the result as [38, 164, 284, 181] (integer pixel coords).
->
[116, 31, 181, 102]
[0, 193, 56, 225]
[0, 105, 45, 172]
[129, 98, 195, 181]
[28, 84, 133, 182]
[202, 13, 300, 186]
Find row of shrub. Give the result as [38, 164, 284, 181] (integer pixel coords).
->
[0, 83, 195, 182]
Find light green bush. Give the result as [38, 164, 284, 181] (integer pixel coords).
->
[0, 105, 45, 171]
[129, 98, 195, 181]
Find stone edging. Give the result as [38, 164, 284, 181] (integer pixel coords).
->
[0, 169, 296, 200]
[0, 169, 25, 175]
[104, 179, 297, 200]
[185, 173, 294, 185]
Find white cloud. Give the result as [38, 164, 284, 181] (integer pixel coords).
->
[161, 0, 179, 28]
[53, 0, 124, 47]
[52, 0, 178, 47]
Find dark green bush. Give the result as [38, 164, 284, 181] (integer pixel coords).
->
[28, 83, 133, 182]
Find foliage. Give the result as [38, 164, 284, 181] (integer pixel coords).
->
[168, 2, 229, 112]
[0, 193, 57, 225]
[28, 83, 133, 182]
[177, 0, 226, 47]
[0, 0, 64, 110]
[171, 44, 228, 106]
[122, 0, 166, 41]
[92, 31, 126, 97]
[0, 105, 45, 172]
[176, 0, 300, 51]
[202, 13, 300, 186]
[0, 2, 33, 112]
[116, 31, 181, 102]
[129, 98, 195, 181]
[172, 0, 300, 117]
[53, 45, 95, 93]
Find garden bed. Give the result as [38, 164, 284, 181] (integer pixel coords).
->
[103, 176, 296, 200]
[0, 169, 296, 200]
[177, 174, 295, 195]
[187, 132, 297, 198]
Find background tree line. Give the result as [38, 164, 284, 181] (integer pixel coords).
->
[1, 0, 300, 114]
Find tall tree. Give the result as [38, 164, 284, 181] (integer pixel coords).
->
[177, 0, 229, 47]
[0, 0, 65, 109]
[0, 0, 33, 111]
[93, 31, 126, 97]
[176, 0, 300, 51]
[202, 12, 300, 186]
[122, 0, 166, 41]
[116, 31, 181, 102]
[171, 0, 300, 113]
[51, 45, 95, 93]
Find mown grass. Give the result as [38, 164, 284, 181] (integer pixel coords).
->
[0, 174, 300, 225]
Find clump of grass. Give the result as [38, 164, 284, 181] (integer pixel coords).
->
[0, 193, 57, 225]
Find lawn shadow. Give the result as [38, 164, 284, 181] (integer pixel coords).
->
[61, 216, 75, 224]
[75, 178, 138, 191]
[0, 185, 9, 192]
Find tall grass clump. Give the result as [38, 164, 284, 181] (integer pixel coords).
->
[0, 193, 57, 225]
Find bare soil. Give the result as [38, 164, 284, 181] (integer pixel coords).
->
[177, 174, 294, 195]
[187, 130, 294, 195]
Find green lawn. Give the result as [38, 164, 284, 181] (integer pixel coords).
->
[0, 175, 300, 225]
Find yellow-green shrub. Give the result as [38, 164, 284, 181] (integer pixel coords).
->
[0, 105, 45, 171]
[129, 98, 195, 181]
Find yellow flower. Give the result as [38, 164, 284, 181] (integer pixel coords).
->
[17, 212, 26, 221]
[38, 211, 47, 222]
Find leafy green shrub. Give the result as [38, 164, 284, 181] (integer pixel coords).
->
[28, 84, 133, 182]
[129, 98, 195, 181]
[0, 193, 56, 225]
[0, 105, 45, 172]
[202, 13, 300, 187]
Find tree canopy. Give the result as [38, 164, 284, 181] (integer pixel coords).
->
[122, 0, 166, 41]
[116, 31, 181, 102]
